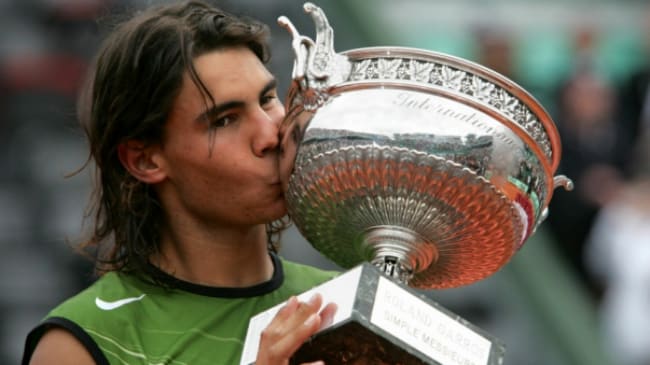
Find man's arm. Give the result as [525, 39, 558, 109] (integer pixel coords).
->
[29, 328, 96, 365]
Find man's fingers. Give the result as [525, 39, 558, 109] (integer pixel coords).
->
[257, 294, 327, 363]
[318, 302, 338, 330]
[273, 296, 299, 322]
[302, 293, 323, 313]
[269, 294, 324, 354]
[256, 293, 337, 364]
[272, 294, 322, 333]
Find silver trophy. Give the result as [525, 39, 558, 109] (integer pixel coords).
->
[242, 3, 573, 364]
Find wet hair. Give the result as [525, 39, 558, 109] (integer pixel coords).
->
[77, 0, 286, 285]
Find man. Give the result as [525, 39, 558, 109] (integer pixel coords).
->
[22, 1, 337, 364]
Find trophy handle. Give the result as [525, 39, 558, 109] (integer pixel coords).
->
[532, 175, 574, 233]
[278, 2, 351, 111]
[553, 175, 574, 191]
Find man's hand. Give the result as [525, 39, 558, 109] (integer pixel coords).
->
[255, 293, 337, 365]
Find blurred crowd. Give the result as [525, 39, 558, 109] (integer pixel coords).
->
[545, 21, 650, 365]
[0, 0, 104, 362]
[1, 1, 649, 365]
[474, 15, 650, 365]
[540, 22, 650, 365]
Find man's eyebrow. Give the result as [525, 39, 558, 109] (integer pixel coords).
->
[195, 78, 278, 123]
[195, 100, 243, 124]
[260, 78, 278, 99]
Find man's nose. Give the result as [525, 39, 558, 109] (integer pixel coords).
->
[252, 107, 282, 157]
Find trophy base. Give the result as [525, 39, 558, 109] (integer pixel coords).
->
[294, 321, 427, 364]
[241, 263, 505, 365]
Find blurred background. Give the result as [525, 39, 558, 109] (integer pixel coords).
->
[1, 0, 649, 364]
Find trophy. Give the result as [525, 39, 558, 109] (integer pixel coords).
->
[240, 3, 573, 364]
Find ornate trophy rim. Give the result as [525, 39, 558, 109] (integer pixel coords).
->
[339, 46, 561, 172]
[285, 44, 565, 210]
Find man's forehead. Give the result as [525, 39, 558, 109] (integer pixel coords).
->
[187, 48, 273, 96]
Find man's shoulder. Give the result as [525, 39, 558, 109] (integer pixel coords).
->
[47, 272, 149, 322]
[22, 272, 152, 365]
[279, 257, 340, 291]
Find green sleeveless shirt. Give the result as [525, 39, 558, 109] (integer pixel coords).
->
[22, 254, 338, 365]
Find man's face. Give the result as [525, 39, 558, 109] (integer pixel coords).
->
[279, 109, 313, 193]
[155, 46, 286, 228]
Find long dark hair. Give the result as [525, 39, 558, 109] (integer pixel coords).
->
[77, 0, 287, 286]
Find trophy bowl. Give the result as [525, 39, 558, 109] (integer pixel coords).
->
[278, 3, 572, 290]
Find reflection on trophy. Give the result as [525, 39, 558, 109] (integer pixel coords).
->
[242, 3, 573, 364]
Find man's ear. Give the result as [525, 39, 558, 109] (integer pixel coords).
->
[117, 140, 166, 184]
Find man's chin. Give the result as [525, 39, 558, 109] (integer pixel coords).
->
[267, 201, 288, 222]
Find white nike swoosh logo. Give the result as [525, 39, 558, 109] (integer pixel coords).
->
[95, 294, 146, 310]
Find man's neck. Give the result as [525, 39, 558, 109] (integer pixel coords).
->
[153, 223, 275, 288]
